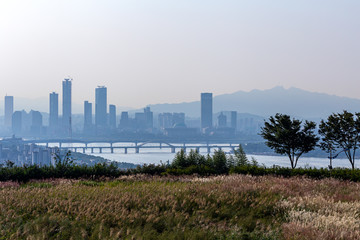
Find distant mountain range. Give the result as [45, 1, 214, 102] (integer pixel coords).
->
[1, 87, 360, 121]
[147, 86, 360, 120]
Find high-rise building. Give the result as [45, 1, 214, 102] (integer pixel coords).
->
[4, 96, 14, 127]
[201, 93, 213, 129]
[49, 92, 58, 129]
[95, 86, 107, 127]
[172, 113, 185, 126]
[218, 112, 227, 128]
[109, 104, 116, 129]
[119, 111, 129, 129]
[30, 110, 43, 136]
[144, 107, 153, 129]
[231, 111, 237, 130]
[12, 111, 22, 135]
[84, 101, 92, 132]
[62, 78, 72, 134]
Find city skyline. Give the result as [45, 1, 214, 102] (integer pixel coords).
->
[0, 1, 359, 108]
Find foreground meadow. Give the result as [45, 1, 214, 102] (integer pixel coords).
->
[0, 175, 359, 240]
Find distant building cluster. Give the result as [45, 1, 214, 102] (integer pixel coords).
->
[2, 78, 262, 139]
[0, 136, 55, 166]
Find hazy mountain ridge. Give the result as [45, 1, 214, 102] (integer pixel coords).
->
[1, 87, 359, 120]
[148, 86, 360, 119]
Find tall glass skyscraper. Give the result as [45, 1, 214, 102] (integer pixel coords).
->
[95, 86, 107, 127]
[84, 101, 92, 132]
[49, 92, 58, 130]
[201, 93, 213, 129]
[4, 96, 14, 127]
[62, 78, 72, 135]
[109, 104, 116, 129]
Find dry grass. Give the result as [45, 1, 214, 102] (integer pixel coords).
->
[0, 175, 359, 239]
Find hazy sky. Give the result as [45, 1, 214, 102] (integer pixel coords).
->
[0, 0, 359, 109]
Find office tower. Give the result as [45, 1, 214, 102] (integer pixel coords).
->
[109, 104, 116, 129]
[49, 92, 58, 129]
[158, 112, 186, 129]
[144, 107, 153, 129]
[119, 112, 129, 129]
[158, 113, 173, 129]
[62, 78, 72, 134]
[95, 86, 107, 127]
[12, 111, 22, 135]
[218, 112, 227, 128]
[231, 111, 237, 130]
[172, 113, 185, 126]
[201, 93, 213, 129]
[4, 96, 14, 127]
[30, 110, 43, 136]
[84, 101, 92, 132]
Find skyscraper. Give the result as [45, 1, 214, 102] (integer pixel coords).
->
[119, 111, 129, 129]
[144, 107, 153, 129]
[4, 96, 14, 127]
[218, 112, 227, 128]
[95, 86, 107, 127]
[12, 111, 22, 135]
[62, 78, 72, 135]
[231, 111, 237, 130]
[30, 110, 43, 136]
[109, 104, 116, 129]
[201, 93, 213, 129]
[84, 101, 92, 132]
[49, 92, 58, 130]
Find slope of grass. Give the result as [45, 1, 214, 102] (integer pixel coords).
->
[1, 175, 359, 239]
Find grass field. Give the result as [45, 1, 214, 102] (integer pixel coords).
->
[0, 174, 359, 240]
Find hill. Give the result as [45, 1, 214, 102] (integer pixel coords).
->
[147, 86, 360, 119]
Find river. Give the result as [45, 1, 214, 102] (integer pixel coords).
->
[40, 142, 356, 169]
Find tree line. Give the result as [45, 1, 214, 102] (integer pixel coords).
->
[261, 110, 360, 170]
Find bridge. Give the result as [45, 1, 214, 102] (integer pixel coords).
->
[23, 139, 239, 154]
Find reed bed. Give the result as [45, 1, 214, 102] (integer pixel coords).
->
[0, 175, 359, 239]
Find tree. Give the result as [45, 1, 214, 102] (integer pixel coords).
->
[260, 114, 318, 169]
[212, 149, 228, 174]
[318, 110, 360, 170]
[233, 144, 250, 167]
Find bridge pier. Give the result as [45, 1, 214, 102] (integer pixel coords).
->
[99, 148, 102, 153]
[83, 148, 86, 154]
[182, 147, 186, 153]
[160, 143, 162, 149]
[46, 143, 49, 148]
[111, 147, 114, 153]
[231, 147, 235, 153]
[124, 148, 128, 154]
[196, 147, 200, 153]
[91, 148, 94, 153]
[74, 148, 77, 153]
[135, 147, 139, 154]
[59, 143, 62, 148]
[171, 147, 175, 153]
[207, 147, 211, 154]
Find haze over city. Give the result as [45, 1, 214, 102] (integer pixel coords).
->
[1, 0, 359, 108]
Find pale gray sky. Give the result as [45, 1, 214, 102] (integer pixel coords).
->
[0, 0, 359, 108]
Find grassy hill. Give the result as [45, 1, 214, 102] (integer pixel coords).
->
[0, 175, 359, 239]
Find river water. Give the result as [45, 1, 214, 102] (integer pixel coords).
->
[38, 143, 359, 168]
[41, 142, 356, 169]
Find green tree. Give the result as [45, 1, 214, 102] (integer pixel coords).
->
[319, 110, 360, 170]
[233, 144, 250, 167]
[260, 114, 318, 169]
[212, 149, 228, 174]
[171, 149, 187, 168]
